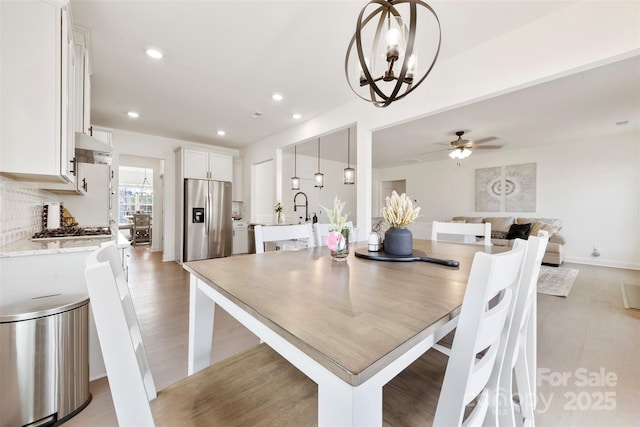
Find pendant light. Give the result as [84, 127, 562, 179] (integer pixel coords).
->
[291, 146, 300, 190]
[344, 128, 355, 185]
[345, 0, 441, 108]
[314, 138, 324, 189]
[141, 168, 151, 189]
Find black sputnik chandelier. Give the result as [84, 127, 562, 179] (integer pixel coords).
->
[345, 0, 441, 108]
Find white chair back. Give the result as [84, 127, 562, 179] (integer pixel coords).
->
[314, 221, 354, 247]
[500, 231, 549, 426]
[253, 223, 314, 254]
[434, 240, 526, 426]
[85, 241, 157, 425]
[431, 221, 491, 247]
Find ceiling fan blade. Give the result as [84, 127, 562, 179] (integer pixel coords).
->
[473, 137, 498, 145]
[418, 147, 451, 155]
[473, 145, 503, 150]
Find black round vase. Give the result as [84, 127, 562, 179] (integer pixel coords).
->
[384, 227, 413, 256]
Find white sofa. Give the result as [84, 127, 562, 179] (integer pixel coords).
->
[452, 216, 566, 266]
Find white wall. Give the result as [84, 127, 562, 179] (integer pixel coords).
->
[376, 131, 639, 269]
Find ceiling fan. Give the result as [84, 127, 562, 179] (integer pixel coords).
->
[420, 131, 503, 159]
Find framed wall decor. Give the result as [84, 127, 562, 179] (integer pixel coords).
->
[475, 163, 536, 212]
[475, 166, 502, 212]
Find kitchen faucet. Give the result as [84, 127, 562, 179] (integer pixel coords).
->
[293, 191, 310, 222]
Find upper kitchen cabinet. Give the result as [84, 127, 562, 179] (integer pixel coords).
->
[232, 158, 243, 201]
[0, 0, 77, 183]
[73, 27, 92, 134]
[183, 149, 233, 181]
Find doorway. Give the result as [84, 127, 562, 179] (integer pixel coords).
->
[117, 155, 164, 252]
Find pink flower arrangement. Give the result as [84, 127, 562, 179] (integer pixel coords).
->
[319, 196, 350, 252]
[326, 230, 346, 252]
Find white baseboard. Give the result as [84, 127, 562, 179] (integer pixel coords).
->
[565, 256, 640, 270]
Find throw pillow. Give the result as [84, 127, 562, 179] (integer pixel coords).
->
[491, 230, 508, 239]
[506, 223, 531, 240]
[529, 221, 562, 237]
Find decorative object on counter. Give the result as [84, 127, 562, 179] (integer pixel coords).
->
[320, 196, 350, 261]
[382, 191, 420, 256]
[368, 232, 381, 252]
[62, 207, 78, 227]
[345, 0, 441, 108]
[274, 202, 284, 224]
[343, 128, 355, 185]
[43, 203, 62, 230]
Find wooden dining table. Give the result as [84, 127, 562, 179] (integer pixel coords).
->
[184, 239, 504, 426]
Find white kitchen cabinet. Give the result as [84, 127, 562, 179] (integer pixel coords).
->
[232, 158, 243, 201]
[0, 0, 77, 184]
[232, 227, 248, 255]
[183, 149, 233, 181]
[74, 28, 92, 134]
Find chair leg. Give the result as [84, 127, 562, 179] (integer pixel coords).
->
[514, 351, 535, 424]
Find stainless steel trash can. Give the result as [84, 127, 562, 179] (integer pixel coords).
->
[0, 294, 91, 427]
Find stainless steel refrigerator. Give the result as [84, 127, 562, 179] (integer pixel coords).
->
[183, 179, 232, 261]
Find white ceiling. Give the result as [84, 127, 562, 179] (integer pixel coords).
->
[70, 1, 639, 169]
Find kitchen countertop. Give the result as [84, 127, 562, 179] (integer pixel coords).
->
[0, 229, 131, 258]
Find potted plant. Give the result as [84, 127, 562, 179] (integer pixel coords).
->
[274, 202, 284, 224]
[382, 191, 420, 256]
[320, 196, 350, 261]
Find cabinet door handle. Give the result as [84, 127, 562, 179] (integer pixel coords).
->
[82, 178, 88, 192]
[70, 157, 76, 176]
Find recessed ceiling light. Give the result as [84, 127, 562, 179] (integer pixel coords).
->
[145, 48, 163, 59]
[292, 113, 302, 120]
[272, 93, 284, 101]
[217, 130, 226, 136]
[127, 111, 139, 118]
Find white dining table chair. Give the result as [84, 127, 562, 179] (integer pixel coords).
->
[253, 223, 314, 254]
[383, 240, 527, 426]
[432, 220, 492, 247]
[500, 231, 549, 427]
[85, 242, 317, 426]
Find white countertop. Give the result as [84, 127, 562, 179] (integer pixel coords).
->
[0, 230, 130, 258]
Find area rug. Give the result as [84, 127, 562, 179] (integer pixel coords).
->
[537, 266, 579, 297]
[621, 283, 640, 310]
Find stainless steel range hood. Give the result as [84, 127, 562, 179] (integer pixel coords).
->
[75, 132, 112, 165]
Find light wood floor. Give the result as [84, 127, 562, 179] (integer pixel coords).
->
[67, 247, 639, 426]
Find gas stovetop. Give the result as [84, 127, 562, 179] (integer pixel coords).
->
[32, 227, 112, 241]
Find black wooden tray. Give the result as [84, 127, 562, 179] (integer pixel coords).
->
[354, 248, 460, 268]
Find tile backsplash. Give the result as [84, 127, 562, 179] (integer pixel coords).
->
[0, 177, 56, 247]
